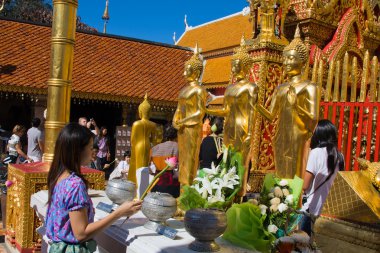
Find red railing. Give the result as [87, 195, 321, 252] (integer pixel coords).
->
[320, 101, 380, 171]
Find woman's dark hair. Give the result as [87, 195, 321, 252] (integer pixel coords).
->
[124, 150, 131, 158]
[310, 119, 345, 176]
[47, 123, 94, 205]
[98, 126, 107, 138]
[32, 118, 41, 128]
[212, 117, 224, 135]
[163, 124, 177, 141]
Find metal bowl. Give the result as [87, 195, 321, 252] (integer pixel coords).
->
[141, 192, 177, 223]
[184, 208, 227, 252]
[105, 179, 136, 205]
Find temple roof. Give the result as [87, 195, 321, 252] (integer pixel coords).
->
[176, 11, 252, 53]
[0, 18, 192, 106]
[203, 56, 231, 86]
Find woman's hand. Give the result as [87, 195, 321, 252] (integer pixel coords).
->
[114, 200, 142, 218]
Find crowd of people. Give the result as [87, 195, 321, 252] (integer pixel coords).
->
[0, 114, 344, 250]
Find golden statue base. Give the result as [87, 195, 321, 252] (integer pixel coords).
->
[6, 162, 105, 253]
[315, 216, 380, 253]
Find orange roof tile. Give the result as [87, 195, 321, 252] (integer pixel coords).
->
[0, 19, 192, 105]
[203, 56, 231, 85]
[177, 12, 252, 52]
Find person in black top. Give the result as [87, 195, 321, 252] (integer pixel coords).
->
[199, 117, 224, 169]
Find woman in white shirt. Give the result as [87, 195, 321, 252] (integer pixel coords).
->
[109, 151, 130, 180]
[4, 125, 32, 164]
[301, 119, 344, 235]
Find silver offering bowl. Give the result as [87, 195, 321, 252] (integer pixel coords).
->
[141, 192, 177, 230]
[105, 179, 136, 208]
[184, 208, 227, 252]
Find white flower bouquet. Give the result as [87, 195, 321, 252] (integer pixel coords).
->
[178, 146, 245, 211]
[250, 174, 304, 238]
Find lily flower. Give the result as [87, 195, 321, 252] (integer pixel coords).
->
[202, 162, 220, 176]
[193, 176, 213, 198]
[222, 146, 228, 163]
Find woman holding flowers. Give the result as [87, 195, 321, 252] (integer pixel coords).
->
[46, 123, 142, 252]
[300, 119, 344, 235]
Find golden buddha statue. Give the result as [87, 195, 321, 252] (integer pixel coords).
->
[173, 44, 207, 186]
[206, 36, 258, 196]
[127, 94, 157, 184]
[256, 25, 320, 179]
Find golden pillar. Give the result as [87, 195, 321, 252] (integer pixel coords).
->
[43, 0, 78, 162]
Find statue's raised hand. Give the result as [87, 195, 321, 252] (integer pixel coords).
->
[287, 85, 297, 106]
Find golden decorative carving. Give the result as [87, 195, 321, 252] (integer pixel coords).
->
[6, 163, 105, 250]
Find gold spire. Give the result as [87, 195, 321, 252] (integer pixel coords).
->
[284, 24, 308, 62]
[185, 43, 203, 73]
[102, 0, 110, 34]
[232, 35, 254, 68]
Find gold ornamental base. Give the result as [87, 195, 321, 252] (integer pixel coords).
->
[6, 162, 105, 253]
[314, 216, 380, 253]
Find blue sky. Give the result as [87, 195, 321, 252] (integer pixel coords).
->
[76, 0, 248, 44]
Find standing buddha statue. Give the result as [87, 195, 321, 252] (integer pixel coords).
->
[256, 25, 320, 179]
[173, 44, 207, 187]
[206, 36, 258, 196]
[127, 94, 157, 184]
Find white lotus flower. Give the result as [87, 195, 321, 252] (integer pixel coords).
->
[259, 204, 268, 215]
[270, 197, 281, 205]
[268, 224, 278, 234]
[282, 188, 290, 196]
[274, 186, 283, 197]
[268, 192, 275, 198]
[285, 194, 294, 205]
[279, 179, 288, 187]
[202, 162, 220, 176]
[278, 203, 288, 213]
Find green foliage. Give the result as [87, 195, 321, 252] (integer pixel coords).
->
[223, 203, 276, 253]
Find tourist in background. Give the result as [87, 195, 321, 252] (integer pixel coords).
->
[199, 117, 224, 169]
[86, 118, 99, 136]
[46, 123, 142, 251]
[300, 119, 344, 236]
[109, 150, 130, 180]
[202, 116, 211, 140]
[96, 127, 110, 169]
[4, 125, 31, 164]
[27, 118, 44, 162]
[78, 117, 88, 127]
[89, 144, 110, 171]
[150, 124, 180, 198]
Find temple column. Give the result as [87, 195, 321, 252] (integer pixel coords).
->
[43, 0, 78, 162]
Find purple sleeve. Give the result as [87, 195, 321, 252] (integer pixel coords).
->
[66, 180, 90, 212]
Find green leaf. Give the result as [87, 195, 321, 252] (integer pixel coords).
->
[177, 186, 207, 211]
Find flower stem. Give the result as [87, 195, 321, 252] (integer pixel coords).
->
[140, 165, 170, 200]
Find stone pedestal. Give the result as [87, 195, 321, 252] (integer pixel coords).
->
[6, 162, 104, 253]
